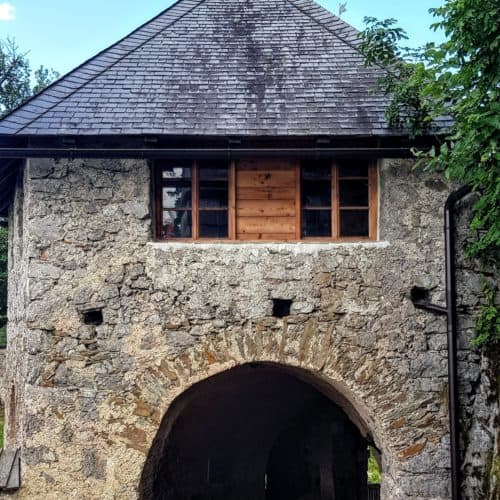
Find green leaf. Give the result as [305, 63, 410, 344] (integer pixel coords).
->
[361, 2, 500, 346]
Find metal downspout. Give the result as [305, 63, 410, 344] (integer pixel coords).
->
[445, 186, 472, 500]
[411, 185, 471, 499]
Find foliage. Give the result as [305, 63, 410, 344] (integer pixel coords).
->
[0, 38, 59, 118]
[360, 18, 435, 136]
[368, 447, 381, 484]
[0, 38, 30, 116]
[360, 1, 499, 346]
[32, 65, 60, 97]
[472, 279, 500, 347]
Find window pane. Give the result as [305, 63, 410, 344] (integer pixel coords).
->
[338, 162, 369, 177]
[163, 185, 192, 209]
[339, 180, 369, 207]
[302, 180, 331, 207]
[200, 181, 228, 208]
[162, 165, 192, 179]
[340, 210, 369, 237]
[162, 210, 192, 238]
[199, 167, 228, 180]
[302, 210, 331, 237]
[302, 164, 331, 179]
[200, 211, 228, 238]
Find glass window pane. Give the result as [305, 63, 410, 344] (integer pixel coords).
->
[162, 165, 192, 179]
[302, 180, 331, 207]
[302, 210, 331, 237]
[339, 180, 369, 207]
[163, 185, 192, 209]
[162, 210, 192, 238]
[338, 162, 369, 177]
[340, 210, 369, 237]
[302, 164, 331, 179]
[200, 211, 228, 238]
[199, 181, 228, 208]
[199, 166, 228, 180]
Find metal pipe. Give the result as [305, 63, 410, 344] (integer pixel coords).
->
[445, 185, 472, 500]
[0, 146, 414, 160]
[412, 301, 447, 315]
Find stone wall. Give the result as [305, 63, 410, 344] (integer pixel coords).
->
[455, 196, 499, 500]
[3, 168, 28, 453]
[0, 157, 490, 499]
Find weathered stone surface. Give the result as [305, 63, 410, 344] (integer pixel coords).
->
[0, 157, 496, 499]
[454, 196, 499, 500]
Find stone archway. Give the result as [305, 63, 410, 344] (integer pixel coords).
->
[139, 363, 379, 500]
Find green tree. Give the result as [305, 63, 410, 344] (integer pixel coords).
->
[360, 0, 499, 346]
[0, 38, 59, 118]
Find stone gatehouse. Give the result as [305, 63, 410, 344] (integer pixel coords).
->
[0, 0, 496, 499]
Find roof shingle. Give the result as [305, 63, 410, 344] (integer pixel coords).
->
[0, 0, 395, 137]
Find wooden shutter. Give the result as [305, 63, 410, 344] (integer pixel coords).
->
[235, 159, 298, 241]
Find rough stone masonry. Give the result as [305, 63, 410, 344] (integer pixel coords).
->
[0, 158, 496, 499]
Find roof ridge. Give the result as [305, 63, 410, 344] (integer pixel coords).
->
[0, 0, 207, 134]
[286, 0, 361, 44]
[285, 0, 388, 71]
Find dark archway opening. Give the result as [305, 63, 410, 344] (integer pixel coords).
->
[142, 364, 378, 500]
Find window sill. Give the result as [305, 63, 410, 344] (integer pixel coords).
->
[148, 241, 390, 251]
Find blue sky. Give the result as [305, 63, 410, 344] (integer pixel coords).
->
[0, 0, 445, 76]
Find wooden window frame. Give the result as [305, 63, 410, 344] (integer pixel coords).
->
[154, 160, 235, 242]
[154, 159, 378, 242]
[334, 160, 378, 242]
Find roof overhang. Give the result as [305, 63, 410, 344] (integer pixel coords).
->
[0, 133, 441, 160]
[0, 133, 442, 218]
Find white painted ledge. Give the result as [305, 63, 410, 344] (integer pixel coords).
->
[148, 241, 390, 252]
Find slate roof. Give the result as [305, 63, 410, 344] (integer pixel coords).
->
[0, 0, 395, 137]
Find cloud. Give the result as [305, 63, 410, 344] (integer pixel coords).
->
[0, 2, 15, 21]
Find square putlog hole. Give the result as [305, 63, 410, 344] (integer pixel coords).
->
[272, 299, 292, 318]
[83, 309, 103, 326]
[410, 286, 430, 305]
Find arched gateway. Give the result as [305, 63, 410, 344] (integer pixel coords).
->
[0, 0, 490, 496]
[139, 363, 378, 500]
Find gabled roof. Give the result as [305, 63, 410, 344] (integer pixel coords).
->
[0, 0, 393, 137]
